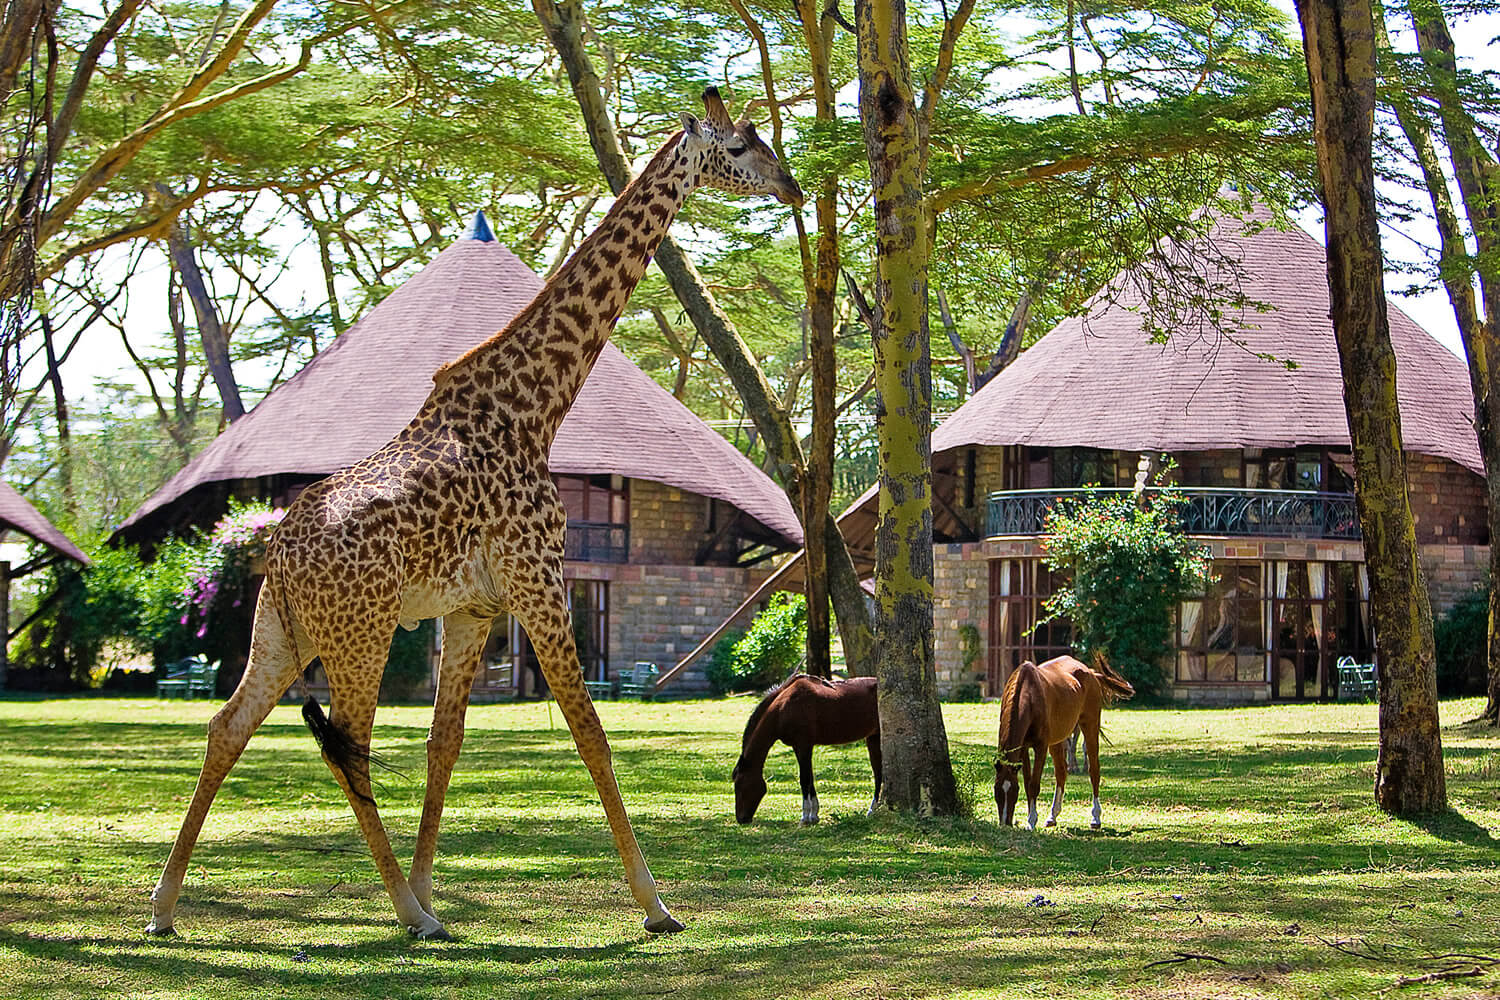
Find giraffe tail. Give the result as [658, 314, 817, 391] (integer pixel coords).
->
[301, 697, 407, 805]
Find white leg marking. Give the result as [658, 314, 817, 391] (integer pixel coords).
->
[1091, 795, 1102, 828]
[1027, 804, 1038, 831]
[1048, 785, 1064, 826]
[802, 793, 820, 825]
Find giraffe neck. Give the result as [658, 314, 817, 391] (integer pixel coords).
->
[435, 134, 696, 440]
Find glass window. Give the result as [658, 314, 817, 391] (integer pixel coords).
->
[988, 559, 1072, 695]
[1176, 562, 1265, 684]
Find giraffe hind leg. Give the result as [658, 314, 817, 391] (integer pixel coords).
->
[148, 591, 310, 935]
[319, 648, 449, 940]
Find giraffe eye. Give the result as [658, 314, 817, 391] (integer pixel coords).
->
[726, 144, 748, 157]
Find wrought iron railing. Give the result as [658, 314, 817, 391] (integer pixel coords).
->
[565, 521, 629, 563]
[986, 488, 1361, 540]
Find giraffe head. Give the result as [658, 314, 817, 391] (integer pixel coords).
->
[679, 87, 804, 208]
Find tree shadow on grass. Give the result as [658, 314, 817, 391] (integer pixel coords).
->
[1410, 808, 1500, 849]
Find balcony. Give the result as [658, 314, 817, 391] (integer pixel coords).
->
[986, 488, 1361, 540]
[565, 521, 629, 563]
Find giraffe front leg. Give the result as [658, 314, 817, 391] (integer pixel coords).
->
[409, 614, 488, 918]
[517, 578, 682, 934]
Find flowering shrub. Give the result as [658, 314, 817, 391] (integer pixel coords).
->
[180, 502, 284, 640]
[1041, 487, 1211, 699]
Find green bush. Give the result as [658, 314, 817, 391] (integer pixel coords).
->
[705, 628, 748, 696]
[1041, 485, 1211, 700]
[382, 620, 436, 701]
[1434, 585, 1489, 697]
[707, 593, 806, 695]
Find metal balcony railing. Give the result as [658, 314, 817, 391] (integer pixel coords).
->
[565, 521, 629, 563]
[986, 488, 1361, 540]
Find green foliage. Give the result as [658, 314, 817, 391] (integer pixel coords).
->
[707, 594, 807, 695]
[704, 628, 748, 697]
[1041, 486, 1212, 699]
[381, 620, 436, 702]
[1434, 585, 1490, 697]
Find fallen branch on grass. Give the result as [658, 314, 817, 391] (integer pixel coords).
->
[1144, 952, 1228, 969]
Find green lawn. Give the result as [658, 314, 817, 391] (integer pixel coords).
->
[0, 694, 1496, 999]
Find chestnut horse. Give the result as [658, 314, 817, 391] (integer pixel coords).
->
[732, 675, 880, 824]
[993, 654, 1134, 830]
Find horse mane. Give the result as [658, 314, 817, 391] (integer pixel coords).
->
[997, 662, 1036, 756]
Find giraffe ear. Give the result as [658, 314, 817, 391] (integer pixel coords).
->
[680, 112, 702, 137]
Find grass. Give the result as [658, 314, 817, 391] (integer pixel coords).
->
[0, 694, 1496, 999]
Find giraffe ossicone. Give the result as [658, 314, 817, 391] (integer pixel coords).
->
[146, 87, 801, 941]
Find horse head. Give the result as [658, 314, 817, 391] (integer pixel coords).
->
[731, 756, 767, 824]
[993, 757, 1021, 826]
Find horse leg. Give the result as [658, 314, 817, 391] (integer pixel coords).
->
[409, 613, 488, 917]
[865, 733, 882, 816]
[148, 590, 308, 935]
[1065, 724, 1087, 775]
[794, 743, 819, 824]
[1024, 745, 1044, 831]
[1085, 720, 1104, 829]
[1046, 743, 1068, 827]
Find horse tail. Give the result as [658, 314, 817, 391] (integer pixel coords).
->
[1090, 650, 1136, 702]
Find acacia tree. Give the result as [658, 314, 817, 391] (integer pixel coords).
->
[1377, 1, 1500, 726]
[1295, 0, 1445, 814]
[854, 0, 960, 816]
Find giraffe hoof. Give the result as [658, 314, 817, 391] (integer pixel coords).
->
[144, 920, 177, 937]
[644, 913, 685, 934]
[408, 920, 452, 941]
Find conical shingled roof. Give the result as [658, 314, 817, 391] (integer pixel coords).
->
[933, 207, 1484, 475]
[0, 482, 88, 563]
[121, 220, 802, 545]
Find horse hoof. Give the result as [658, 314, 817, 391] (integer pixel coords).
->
[1090, 821, 1102, 830]
[1045, 819, 1057, 828]
[144, 921, 176, 937]
[644, 914, 685, 934]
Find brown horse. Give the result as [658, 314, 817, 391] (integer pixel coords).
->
[993, 654, 1134, 830]
[732, 675, 880, 824]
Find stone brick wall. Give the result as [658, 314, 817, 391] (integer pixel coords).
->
[629, 479, 712, 565]
[608, 563, 771, 695]
[1420, 544, 1488, 616]
[1407, 457, 1487, 546]
[933, 542, 990, 692]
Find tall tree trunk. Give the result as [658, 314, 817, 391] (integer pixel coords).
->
[534, 0, 876, 673]
[39, 313, 73, 520]
[1296, 0, 1446, 814]
[793, 0, 841, 679]
[855, 0, 959, 816]
[162, 198, 244, 422]
[1390, 2, 1500, 725]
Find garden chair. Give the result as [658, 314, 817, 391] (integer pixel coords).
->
[186, 660, 219, 699]
[155, 656, 203, 699]
[1335, 655, 1376, 701]
[618, 662, 659, 700]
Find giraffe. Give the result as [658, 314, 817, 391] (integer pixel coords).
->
[146, 88, 803, 940]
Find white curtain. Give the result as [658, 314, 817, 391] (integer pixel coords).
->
[996, 560, 1012, 681]
[1308, 562, 1327, 694]
[1358, 563, 1375, 669]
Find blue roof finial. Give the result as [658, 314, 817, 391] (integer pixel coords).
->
[463, 209, 496, 243]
